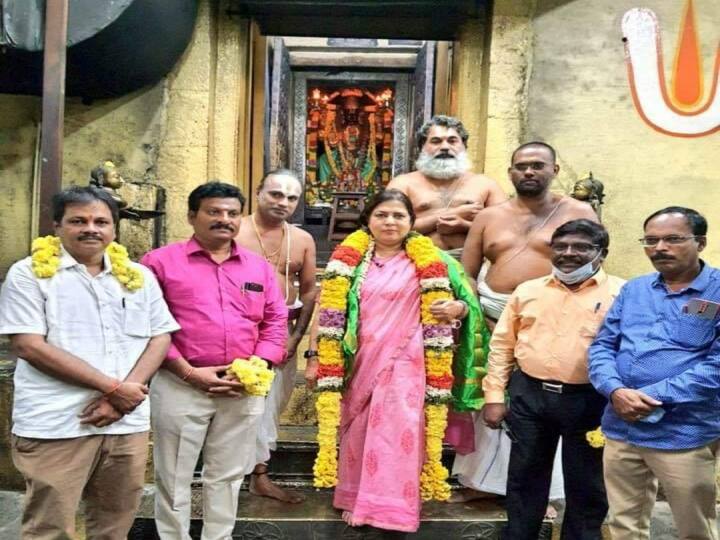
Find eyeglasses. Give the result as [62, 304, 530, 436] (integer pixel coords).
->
[550, 242, 599, 255]
[638, 235, 698, 247]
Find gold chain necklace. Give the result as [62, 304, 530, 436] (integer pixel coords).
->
[250, 213, 292, 302]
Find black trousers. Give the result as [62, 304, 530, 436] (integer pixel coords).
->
[502, 370, 608, 540]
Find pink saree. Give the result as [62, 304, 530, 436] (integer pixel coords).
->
[333, 252, 426, 533]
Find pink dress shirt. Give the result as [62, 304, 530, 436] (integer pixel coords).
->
[141, 237, 287, 366]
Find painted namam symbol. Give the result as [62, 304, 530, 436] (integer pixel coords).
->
[622, 0, 720, 137]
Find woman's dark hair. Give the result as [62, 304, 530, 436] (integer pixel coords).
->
[188, 181, 245, 213]
[52, 186, 119, 224]
[360, 189, 416, 228]
[643, 206, 707, 236]
[551, 219, 610, 250]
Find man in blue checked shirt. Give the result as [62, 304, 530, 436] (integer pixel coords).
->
[589, 206, 720, 540]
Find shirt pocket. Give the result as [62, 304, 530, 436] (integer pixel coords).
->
[123, 297, 151, 337]
[579, 308, 607, 339]
[671, 315, 716, 349]
[238, 288, 266, 322]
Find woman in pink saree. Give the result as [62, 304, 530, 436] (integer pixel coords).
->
[307, 190, 478, 536]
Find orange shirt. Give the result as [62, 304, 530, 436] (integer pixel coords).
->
[482, 269, 625, 403]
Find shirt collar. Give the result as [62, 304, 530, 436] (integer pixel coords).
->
[58, 244, 112, 275]
[186, 236, 241, 261]
[546, 267, 607, 290]
[651, 260, 710, 292]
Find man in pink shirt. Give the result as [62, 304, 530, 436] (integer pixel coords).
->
[142, 181, 287, 540]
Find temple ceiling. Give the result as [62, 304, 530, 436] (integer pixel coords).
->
[229, 1, 487, 40]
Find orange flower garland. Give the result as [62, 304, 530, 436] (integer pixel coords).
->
[313, 230, 456, 500]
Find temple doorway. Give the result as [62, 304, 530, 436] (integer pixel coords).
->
[262, 37, 444, 262]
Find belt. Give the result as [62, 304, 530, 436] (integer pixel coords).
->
[520, 371, 595, 394]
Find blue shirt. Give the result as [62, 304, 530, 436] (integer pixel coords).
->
[589, 262, 720, 450]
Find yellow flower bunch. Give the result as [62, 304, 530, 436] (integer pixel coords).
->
[30, 236, 143, 291]
[586, 427, 606, 448]
[405, 234, 438, 268]
[342, 229, 371, 254]
[426, 352, 453, 377]
[314, 391, 342, 488]
[318, 340, 344, 366]
[420, 403, 451, 501]
[420, 289, 454, 325]
[31, 236, 61, 278]
[107, 243, 144, 291]
[227, 356, 275, 396]
[320, 276, 351, 311]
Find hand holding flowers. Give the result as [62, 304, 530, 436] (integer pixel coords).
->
[226, 356, 275, 397]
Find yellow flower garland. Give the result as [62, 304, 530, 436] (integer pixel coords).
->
[420, 403, 451, 501]
[31, 236, 143, 291]
[314, 229, 457, 501]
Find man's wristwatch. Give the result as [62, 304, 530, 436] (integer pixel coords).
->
[303, 349, 319, 359]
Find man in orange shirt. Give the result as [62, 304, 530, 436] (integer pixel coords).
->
[482, 219, 625, 540]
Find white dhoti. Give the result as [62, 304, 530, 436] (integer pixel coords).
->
[477, 280, 511, 321]
[445, 247, 463, 262]
[255, 299, 303, 466]
[455, 280, 565, 500]
[255, 350, 297, 465]
[453, 412, 565, 499]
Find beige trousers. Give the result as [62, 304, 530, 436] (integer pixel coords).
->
[604, 437, 719, 540]
[150, 369, 264, 540]
[11, 432, 148, 540]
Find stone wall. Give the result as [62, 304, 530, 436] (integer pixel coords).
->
[483, 0, 720, 277]
[0, 0, 254, 269]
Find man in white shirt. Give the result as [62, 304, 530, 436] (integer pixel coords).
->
[0, 186, 179, 539]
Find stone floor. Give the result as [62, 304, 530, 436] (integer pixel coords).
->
[3, 488, 718, 539]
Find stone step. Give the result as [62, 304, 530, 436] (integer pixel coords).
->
[195, 426, 459, 490]
[128, 486, 553, 539]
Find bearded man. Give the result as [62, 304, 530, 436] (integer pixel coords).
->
[387, 115, 506, 259]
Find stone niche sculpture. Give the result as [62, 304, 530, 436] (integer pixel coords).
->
[89, 160, 164, 222]
[571, 172, 605, 219]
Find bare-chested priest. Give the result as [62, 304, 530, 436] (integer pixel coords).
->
[236, 169, 317, 503]
[387, 115, 506, 259]
[452, 141, 598, 505]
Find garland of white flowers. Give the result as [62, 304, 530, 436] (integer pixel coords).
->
[31, 236, 144, 291]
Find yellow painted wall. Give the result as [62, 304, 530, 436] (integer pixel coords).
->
[483, 0, 720, 278]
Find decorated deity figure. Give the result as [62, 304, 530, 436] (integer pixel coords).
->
[306, 87, 393, 206]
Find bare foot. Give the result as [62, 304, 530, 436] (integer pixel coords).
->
[545, 503, 558, 520]
[447, 487, 498, 503]
[342, 510, 363, 527]
[249, 465, 305, 504]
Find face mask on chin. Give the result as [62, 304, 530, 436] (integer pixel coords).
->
[552, 252, 602, 285]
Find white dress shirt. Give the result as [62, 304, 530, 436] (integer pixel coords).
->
[0, 246, 180, 438]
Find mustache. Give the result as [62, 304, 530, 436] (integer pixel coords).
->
[651, 254, 675, 261]
[556, 257, 582, 264]
[78, 233, 103, 241]
[210, 223, 235, 231]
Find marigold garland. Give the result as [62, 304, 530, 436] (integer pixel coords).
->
[31, 236, 143, 291]
[313, 229, 456, 500]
